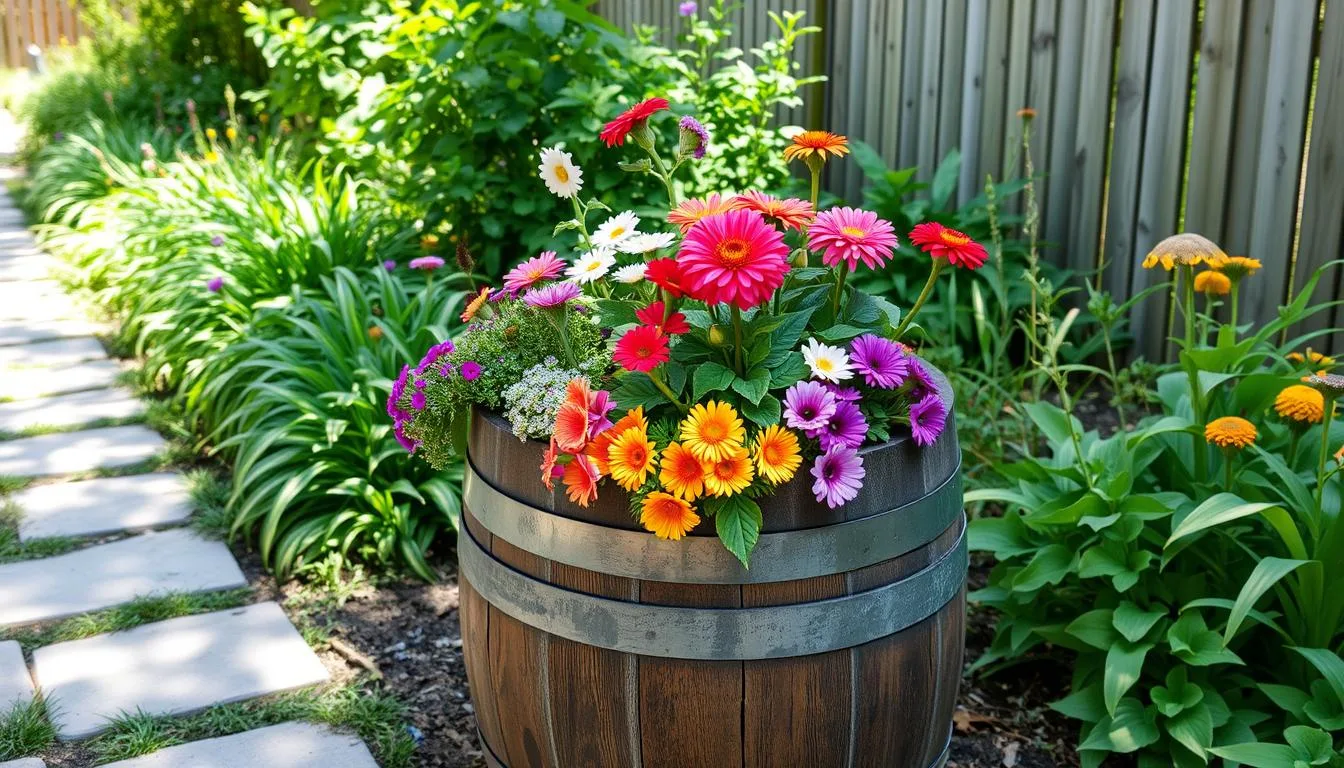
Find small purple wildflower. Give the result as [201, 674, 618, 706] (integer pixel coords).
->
[825, 384, 862, 403]
[209, 235, 224, 247]
[415, 340, 456, 377]
[411, 390, 427, 411]
[811, 446, 865, 509]
[679, 1, 697, 16]
[394, 423, 419, 453]
[383, 260, 397, 272]
[850, 334, 910, 389]
[461, 361, 482, 381]
[678, 115, 710, 159]
[906, 356, 936, 401]
[783, 381, 837, 431]
[909, 393, 948, 447]
[388, 365, 412, 420]
[588, 390, 617, 437]
[409, 255, 446, 271]
[814, 400, 868, 451]
[523, 281, 582, 309]
[206, 276, 224, 293]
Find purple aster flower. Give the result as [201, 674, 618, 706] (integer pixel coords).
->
[388, 365, 412, 420]
[679, 1, 697, 15]
[678, 115, 710, 159]
[523, 281, 582, 309]
[411, 390, 427, 411]
[811, 446, 865, 509]
[909, 393, 948, 447]
[209, 235, 224, 247]
[414, 340, 456, 377]
[460, 361, 482, 381]
[906, 356, 936, 401]
[825, 384, 862, 402]
[383, 260, 397, 272]
[783, 381, 838, 431]
[206, 276, 224, 292]
[409, 255, 446, 271]
[815, 400, 867, 451]
[850, 334, 910, 389]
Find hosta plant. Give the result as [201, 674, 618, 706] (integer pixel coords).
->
[969, 239, 1344, 766]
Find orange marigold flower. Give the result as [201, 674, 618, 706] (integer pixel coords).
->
[1204, 416, 1257, 450]
[563, 454, 600, 507]
[1274, 385, 1324, 425]
[783, 130, 849, 163]
[367, 325, 383, 341]
[607, 426, 658, 492]
[640, 492, 700, 540]
[1142, 233, 1228, 271]
[1193, 270, 1231, 296]
[668, 193, 736, 233]
[730, 191, 816, 231]
[703, 445, 754, 497]
[1017, 107, 1038, 120]
[753, 424, 801, 485]
[460, 286, 490, 322]
[659, 441, 709, 501]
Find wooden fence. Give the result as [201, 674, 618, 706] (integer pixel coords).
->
[1, 0, 86, 69]
[597, 0, 1344, 357]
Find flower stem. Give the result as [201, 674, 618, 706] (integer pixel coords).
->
[894, 260, 944, 339]
[551, 311, 578, 368]
[1229, 282, 1241, 335]
[1318, 399, 1336, 513]
[809, 167, 820, 210]
[646, 144, 679, 209]
[1180, 265, 1208, 480]
[649, 367, 687, 412]
[832, 262, 849, 320]
[732, 304, 745, 376]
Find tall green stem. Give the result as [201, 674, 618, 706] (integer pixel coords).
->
[646, 144, 679, 209]
[808, 168, 821, 210]
[1318, 400, 1336, 513]
[832, 262, 849, 320]
[731, 304, 745, 376]
[893, 261, 945, 339]
[1229, 282, 1241, 335]
[1180, 265, 1208, 480]
[649, 367, 687, 412]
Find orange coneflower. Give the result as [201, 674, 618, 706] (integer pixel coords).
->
[659, 441, 709, 501]
[1204, 417, 1257, 450]
[1274, 385, 1324, 426]
[640, 492, 700, 540]
[731, 191, 816, 232]
[783, 130, 850, 163]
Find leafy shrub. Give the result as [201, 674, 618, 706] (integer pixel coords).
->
[969, 256, 1344, 765]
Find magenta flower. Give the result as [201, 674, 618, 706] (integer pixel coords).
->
[807, 207, 899, 271]
[523, 281, 582, 309]
[783, 381, 837, 431]
[811, 446, 865, 508]
[414, 340, 456, 377]
[460, 361, 482, 381]
[850, 334, 910, 389]
[588, 390, 617, 438]
[678, 116, 710, 159]
[909, 393, 947, 447]
[383, 260, 397, 272]
[825, 383, 862, 402]
[394, 423, 418, 453]
[409, 256, 445, 271]
[411, 390, 427, 411]
[206, 276, 224, 292]
[388, 365, 412, 420]
[209, 235, 224, 247]
[679, 1, 697, 15]
[906, 356, 936, 401]
[503, 251, 566, 295]
[814, 400, 867, 451]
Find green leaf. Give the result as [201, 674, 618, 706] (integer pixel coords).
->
[730, 369, 771, 404]
[712, 495, 762, 568]
[692, 362, 737, 401]
[533, 8, 566, 36]
[596, 298, 641, 328]
[1284, 726, 1334, 762]
[816, 324, 866, 343]
[1079, 698, 1160, 753]
[1104, 640, 1153, 715]
[1291, 648, 1344, 709]
[612, 373, 671, 412]
[1257, 684, 1311, 718]
[929, 148, 961, 209]
[1010, 544, 1075, 592]
[768, 352, 808, 389]
[1206, 743, 1298, 767]
[739, 393, 781, 428]
[1169, 612, 1243, 667]
[1113, 602, 1166, 643]
[1022, 400, 1084, 447]
[967, 514, 1037, 559]
[1166, 493, 1284, 548]
[1066, 609, 1119, 650]
[1152, 667, 1203, 717]
[1026, 491, 1106, 527]
[1224, 558, 1312, 643]
[1166, 702, 1213, 761]
[1051, 684, 1107, 722]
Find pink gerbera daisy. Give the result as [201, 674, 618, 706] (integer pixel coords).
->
[677, 210, 790, 310]
[807, 207, 899, 271]
[731, 191, 816, 231]
[503, 251, 565, 295]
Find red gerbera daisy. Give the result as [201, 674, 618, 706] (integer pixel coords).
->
[645, 258, 689, 298]
[614, 325, 671, 373]
[600, 97, 671, 148]
[635, 301, 690, 335]
[730, 191, 816, 231]
[908, 222, 989, 269]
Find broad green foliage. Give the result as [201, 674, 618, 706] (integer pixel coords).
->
[969, 260, 1344, 765]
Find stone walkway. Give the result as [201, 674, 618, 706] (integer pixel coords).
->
[0, 184, 377, 765]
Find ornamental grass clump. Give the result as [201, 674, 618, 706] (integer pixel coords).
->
[968, 234, 1344, 764]
[393, 98, 979, 565]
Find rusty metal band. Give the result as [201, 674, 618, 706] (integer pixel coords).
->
[463, 458, 962, 585]
[459, 515, 967, 660]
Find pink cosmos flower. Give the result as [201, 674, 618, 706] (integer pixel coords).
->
[460, 361, 482, 381]
[677, 209, 789, 310]
[409, 256, 446, 271]
[523, 281, 582, 309]
[807, 207, 899, 270]
[503, 251, 565, 295]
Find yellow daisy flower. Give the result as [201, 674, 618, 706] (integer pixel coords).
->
[753, 425, 801, 485]
[679, 401, 746, 463]
[640, 492, 700, 541]
[703, 445, 754, 497]
[1193, 270, 1231, 296]
[607, 427, 657, 492]
[658, 441, 709, 501]
[1214, 255, 1261, 281]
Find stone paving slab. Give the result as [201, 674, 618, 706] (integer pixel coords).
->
[0, 318, 103, 346]
[0, 640, 33, 710]
[100, 722, 379, 768]
[15, 472, 192, 542]
[0, 388, 144, 435]
[0, 360, 124, 400]
[0, 760, 46, 768]
[0, 254, 54, 283]
[0, 425, 164, 477]
[0, 282, 80, 323]
[0, 528, 246, 626]
[33, 602, 330, 740]
[0, 337, 106, 370]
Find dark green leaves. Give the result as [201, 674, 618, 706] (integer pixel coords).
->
[692, 362, 736, 401]
[709, 495, 762, 568]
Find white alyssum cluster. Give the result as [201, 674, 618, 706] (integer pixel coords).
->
[501, 359, 584, 440]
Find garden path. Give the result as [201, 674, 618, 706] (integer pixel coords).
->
[0, 183, 377, 764]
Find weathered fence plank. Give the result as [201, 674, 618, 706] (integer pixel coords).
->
[1101, 0, 1155, 302]
[957, 0, 989, 204]
[1184, 0, 1245, 244]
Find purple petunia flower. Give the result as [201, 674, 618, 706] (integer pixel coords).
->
[383, 260, 397, 272]
[588, 389, 616, 437]
[814, 400, 868, 451]
[209, 235, 224, 247]
[678, 115, 710, 159]
[460, 361, 482, 381]
[906, 356, 936, 401]
[811, 446, 865, 508]
[783, 381, 838, 431]
[523, 281, 582, 309]
[206, 276, 224, 292]
[415, 340, 456, 377]
[409, 255, 445, 271]
[909, 393, 948, 447]
[679, 1, 697, 15]
[850, 334, 910, 389]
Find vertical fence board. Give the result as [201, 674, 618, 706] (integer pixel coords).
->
[842, 0, 869, 201]
[915, 0, 944, 179]
[1184, 0, 1245, 242]
[1101, 0, 1155, 300]
[1026, 0, 1057, 224]
[4, 0, 20, 68]
[877, 0, 905, 161]
[1000, 0, 1032, 187]
[1065, 0, 1116, 278]
[897, 0, 925, 169]
[1294, 0, 1344, 351]
[1043, 0, 1083, 256]
[1128, 0, 1196, 363]
[1242, 0, 1318, 325]
[936, 0, 967, 164]
[976, 0, 1011, 186]
[958, 0, 989, 203]
[1223, 0, 1275, 254]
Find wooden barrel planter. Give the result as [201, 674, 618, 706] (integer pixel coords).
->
[458, 375, 966, 768]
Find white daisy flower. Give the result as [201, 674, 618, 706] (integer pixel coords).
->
[566, 249, 617, 284]
[612, 263, 647, 283]
[537, 147, 583, 198]
[802, 338, 855, 383]
[615, 231, 677, 255]
[591, 211, 641, 247]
